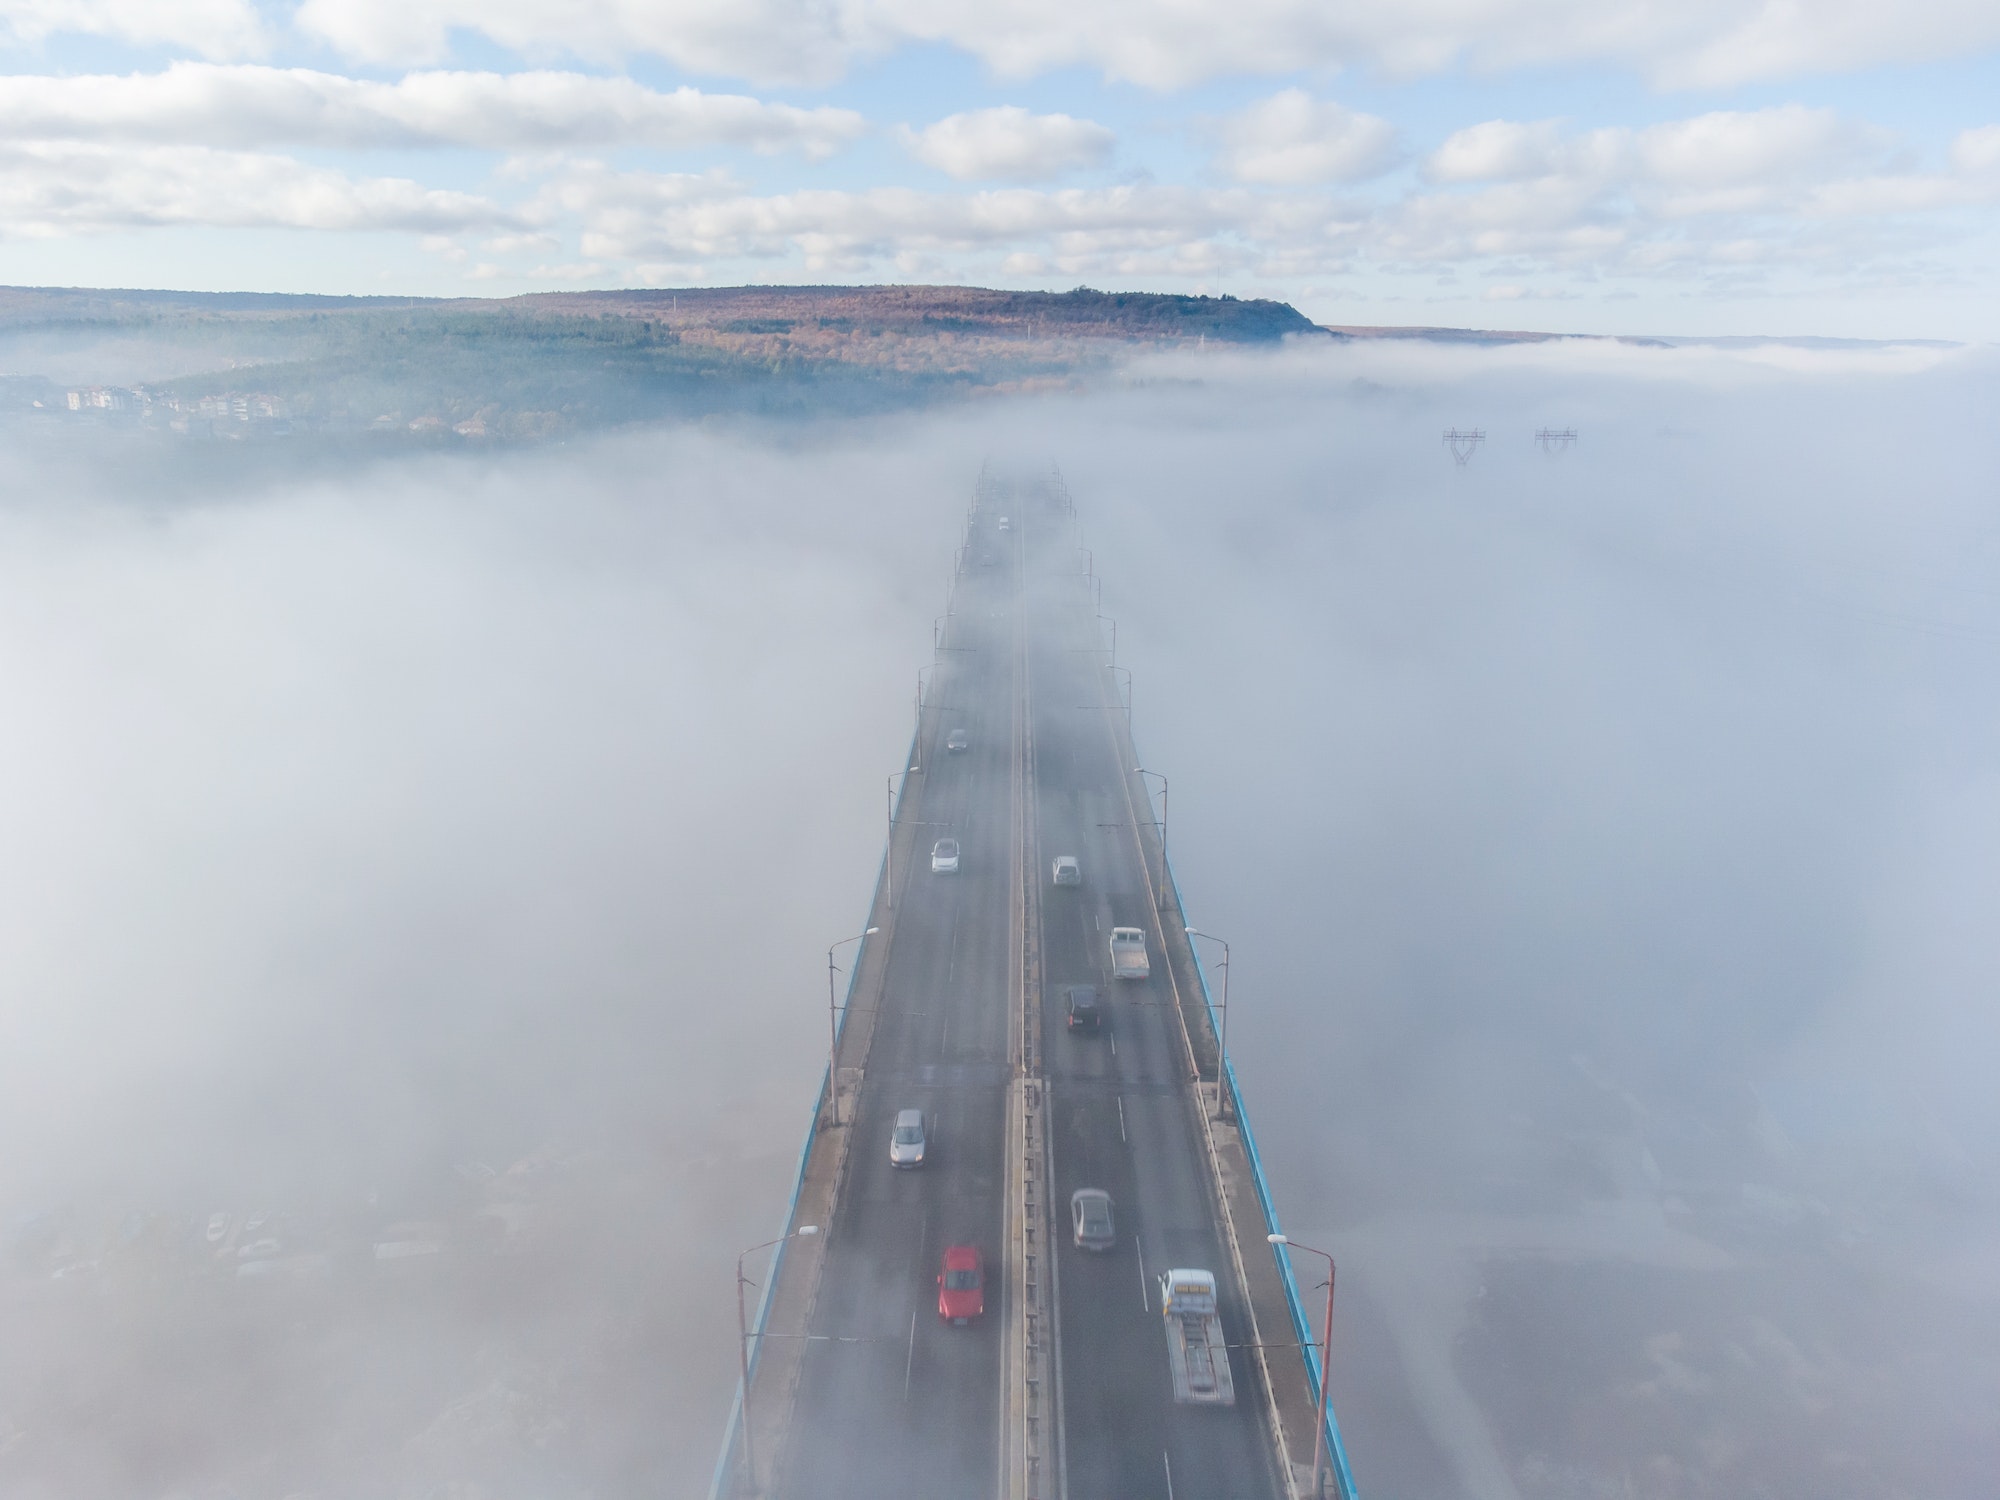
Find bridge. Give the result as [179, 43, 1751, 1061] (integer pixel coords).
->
[712, 472, 1359, 1500]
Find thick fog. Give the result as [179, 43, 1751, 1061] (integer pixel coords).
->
[4, 336, 1997, 1498]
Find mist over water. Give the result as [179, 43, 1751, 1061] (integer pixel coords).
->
[3, 337, 1996, 1496]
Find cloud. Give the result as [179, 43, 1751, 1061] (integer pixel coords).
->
[1951, 124, 2000, 175]
[267, 0, 2000, 91]
[519, 98, 1994, 290]
[0, 63, 865, 156]
[1211, 89, 1398, 184]
[0, 0, 264, 57]
[291, 0, 872, 83]
[0, 142, 519, 236]
[1427, 119, 1571, 184]
[537, 164, 1261, 274]
[901, 106, 1114, 183]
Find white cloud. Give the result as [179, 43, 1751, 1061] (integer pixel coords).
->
[0, 0, 263, 58]
[1427, 120, 1569, 184]
[1951, 125, 2000, 175]
[901, 106, 1113, 182]
[291, 0, 870, 83]
[533, 162, 1262, 275]
[270, 0, 2000, 91]
[494, 98, 2000, 291]
[0, 64, 865, 156]
[1213, 90, 1397, 184]
[0, 142, 519, 237]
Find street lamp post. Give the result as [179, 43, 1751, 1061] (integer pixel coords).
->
[826, 927, 880, 1128]
[1267, 1234, 1337, 1500]
[736, 1224, 820, 1495]
[1098, 612, 1117, 666]
[1134, 765, 1166, 898]
[1185, 926, 1230, 1118]
[914, 666, 936, 771]
[886, 767, 917, 908]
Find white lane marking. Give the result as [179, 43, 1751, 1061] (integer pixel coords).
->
[1137, 1238, 1149, 1312]
[904, 1309, 918, 1403]
[1117, 1095, 1127, 1145]
[1109, 1031, 1117, 1058]
[1163, 1450, 1175, 1500]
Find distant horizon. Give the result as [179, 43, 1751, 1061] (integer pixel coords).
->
[0, 280, 1975, 349]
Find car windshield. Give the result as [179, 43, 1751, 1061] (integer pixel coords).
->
[893, 1125, 922, 1144]
[937, 841, 956, 854]
[1081, 1202, 1110, 1230]
[1071, 996, 1096, 1011]
[944, 1269, 980, 1289]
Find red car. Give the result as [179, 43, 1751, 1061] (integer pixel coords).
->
[936, 1245, 984, 1324]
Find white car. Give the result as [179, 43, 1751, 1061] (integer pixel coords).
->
[931, 838, 961, 874]
[890, 1108, 927, 1168]
[1051, 855, 1080, 887]
[997, 516, 1011, 532]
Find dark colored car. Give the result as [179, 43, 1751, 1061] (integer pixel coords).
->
[946, 728, 969, 752]
[937, 1245, 984, 1324]
[1065, 985, 1101, 1033]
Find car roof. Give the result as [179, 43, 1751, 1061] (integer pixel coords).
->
[935, 837, 957, 849]
[895, 1108, 923, 1127]
[1072, 1188, 1109, 1205]
[1067, 984, 1099, 999]
[942, 1244, 980, 1269]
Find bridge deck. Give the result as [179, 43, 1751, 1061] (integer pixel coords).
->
[727, 477, 1307, 1500]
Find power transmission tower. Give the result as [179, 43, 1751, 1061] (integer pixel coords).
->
[1535, 427, 1578, 455]
[1442, 429, 1485, 466]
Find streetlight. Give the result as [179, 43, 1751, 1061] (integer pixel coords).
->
[1267, 1234, 1337, 1500]
[913, 666, 936, 771]
[1134, 765, 1166, 897]
[1185, 926, 1230, 1119]
[737, 1224, 820, 1494]
[826, 927, 880, 1128]
[886, 767, 917, 908]
[1097, 612, 1117, 666]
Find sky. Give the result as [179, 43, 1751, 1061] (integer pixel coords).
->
[2, 1, 2000, 336]
[3, 338, 1996, 1495]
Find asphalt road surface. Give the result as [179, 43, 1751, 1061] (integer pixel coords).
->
[772, 483, 1285, 1500]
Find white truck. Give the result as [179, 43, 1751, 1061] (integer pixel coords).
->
[1109, 926, 1150, 980]
[1157, 1268, 1235, 1405]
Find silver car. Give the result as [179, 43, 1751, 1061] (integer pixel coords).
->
[890, 1109, 926, 1168]
[1071, 1189, 1115, 1251]
[931, 838, 960, 874]
[1051, 855, 1080, 887]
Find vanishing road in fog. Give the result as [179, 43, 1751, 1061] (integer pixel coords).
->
[722, 476, 1327, 1499]
[712, 478, 1336, 1500]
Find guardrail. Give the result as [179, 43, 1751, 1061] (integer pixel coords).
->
[706, 746, 912, 1500]
[1165, 851, 1361, 1500]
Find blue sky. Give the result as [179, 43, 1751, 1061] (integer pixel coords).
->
[0, 0, 1998, 336]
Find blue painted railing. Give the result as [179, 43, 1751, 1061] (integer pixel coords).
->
[1164, 848, 1361, 1500]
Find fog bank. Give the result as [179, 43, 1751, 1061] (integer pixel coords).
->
[3, 334, 1996, 1497]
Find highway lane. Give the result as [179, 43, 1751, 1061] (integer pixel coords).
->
[764, 477, 1287, 1499]
[1023, 498, 1289, 1500]
[770, 509, 1021, 1499]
